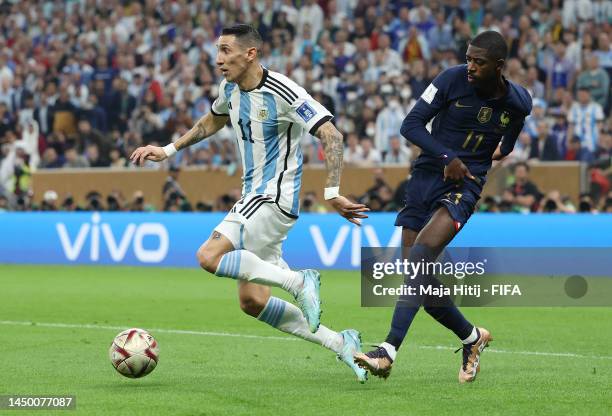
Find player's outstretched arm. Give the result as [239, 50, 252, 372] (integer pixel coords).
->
[314, 121, 369, 226]
[130, 112, 229, 166]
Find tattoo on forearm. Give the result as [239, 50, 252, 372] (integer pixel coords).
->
[317, 123, 343, 188]
[176, 119, 208, 150]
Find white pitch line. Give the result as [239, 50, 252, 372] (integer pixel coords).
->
[0, 320, 300, 342]
[418, 345, 612, 360]
[2, 320, 612, 361]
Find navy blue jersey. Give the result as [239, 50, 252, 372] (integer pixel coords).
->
[400, 65, 533, 177]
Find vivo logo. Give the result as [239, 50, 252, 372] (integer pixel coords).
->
[309, 225, 402, 267]
[56, 213, 169, 263]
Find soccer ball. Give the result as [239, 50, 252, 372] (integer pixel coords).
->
[109, 328, 159, 378]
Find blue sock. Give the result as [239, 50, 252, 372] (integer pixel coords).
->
[384, 304, 420, 348]
[383, 244, 435, 349]
[424, 305, 474, 341]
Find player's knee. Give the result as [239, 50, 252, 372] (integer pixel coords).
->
[196, 246, 221, 273]
[239, 294, 267, 317]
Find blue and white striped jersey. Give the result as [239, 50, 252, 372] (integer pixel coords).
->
[211, 68, 332, 218]
[568, 101, 604, 152]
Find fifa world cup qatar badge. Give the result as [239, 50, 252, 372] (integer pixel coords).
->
[296, 102, 316, 122]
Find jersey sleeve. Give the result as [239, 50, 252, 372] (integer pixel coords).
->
[284, 87, 333, 135]
[501, 86, 533, 155]
[400, 67, 460, 164]
[211, 79, 230, 116]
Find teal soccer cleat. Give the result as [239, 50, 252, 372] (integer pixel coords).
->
[295, 269, 321, 333]
[338, 329, 368, 383]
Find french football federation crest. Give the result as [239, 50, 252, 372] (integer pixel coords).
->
[257, 108, 269, 120]
[499, 111, 510, 128]
[477, 106, 492, 123]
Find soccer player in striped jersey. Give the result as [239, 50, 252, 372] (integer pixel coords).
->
[130, 24, 369, 382]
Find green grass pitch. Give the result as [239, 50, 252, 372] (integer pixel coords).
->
[1, 264, 611, 415]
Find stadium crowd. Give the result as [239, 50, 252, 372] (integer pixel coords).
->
[1, 0, 612, 212]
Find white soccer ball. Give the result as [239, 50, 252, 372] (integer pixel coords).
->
[109, 328, 159, 378]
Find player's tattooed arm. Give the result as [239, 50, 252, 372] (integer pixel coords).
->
[314, 121, 370, 226]
[130, 112, 228, 165]
[175, 113, 229, 151]
[314, 121, 343, 187]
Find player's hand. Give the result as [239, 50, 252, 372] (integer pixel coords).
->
[444, 158, 475, 182]
[130, 145, 167, 166]
[328, 195, 370, 226]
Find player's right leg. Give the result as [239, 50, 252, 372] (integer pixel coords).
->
[354, 228, 418, 379]
[197, 229, 321, 333]
[239, 280, 367, 383]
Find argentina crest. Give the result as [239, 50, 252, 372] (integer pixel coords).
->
[477, 106, 492, 123]
[257, 107, 269, 121]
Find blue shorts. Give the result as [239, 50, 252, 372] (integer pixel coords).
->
[395, 169, 483, 232]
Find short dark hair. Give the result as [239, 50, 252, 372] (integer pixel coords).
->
[221, 24, 263, 49]
[514, 161, 530, 172]
[470, 30, 508, 61]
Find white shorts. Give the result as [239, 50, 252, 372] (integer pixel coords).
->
[214, 194, 297, 268]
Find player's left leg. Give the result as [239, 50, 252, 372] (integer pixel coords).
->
[418, 194, 493, 383]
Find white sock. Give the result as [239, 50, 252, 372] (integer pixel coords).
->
[380, 342, 397, 361]
[461, 327, 479, 344]
[257, 297, 344, 353]
[215, 250, 303, 297]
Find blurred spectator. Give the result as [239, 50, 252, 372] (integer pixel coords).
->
[61, 195, 78, 212]
[578, 193, 598, 213]
[301, 191, 327, 213]
[524, 66, 545, 100]
[375, 88, 405, 154]
[384, 136, 413, 164]
[530, 120, 561, 161]
[85, 191, 105, 211]
[110, 78, 137, 133]
[567, 88, 605, 161]
[343, 132, 363, 165]
[0, 194, 8, 212]
[537, 190, 575, 213]
[52, 89, 78, 135]
[545, 41, 575, 99]
[524, 98, 547, 140]
[109, 148, 127, 168]
[39, 147, 63, 169]
[64, 147, 90, 169]
[577, 53, 610, 111]
[106, 191, 126, 212]
[594, 32, 612, 80]
[86, 144, 108, 168]
[359, 138, 382, 167]
[130, 190, 154, 212]
[507, 162, 543, 212]
[41, 190, 58, 211]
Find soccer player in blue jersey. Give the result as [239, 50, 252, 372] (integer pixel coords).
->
[354, 31, 533, 383]
[130, 24, 369, 382]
